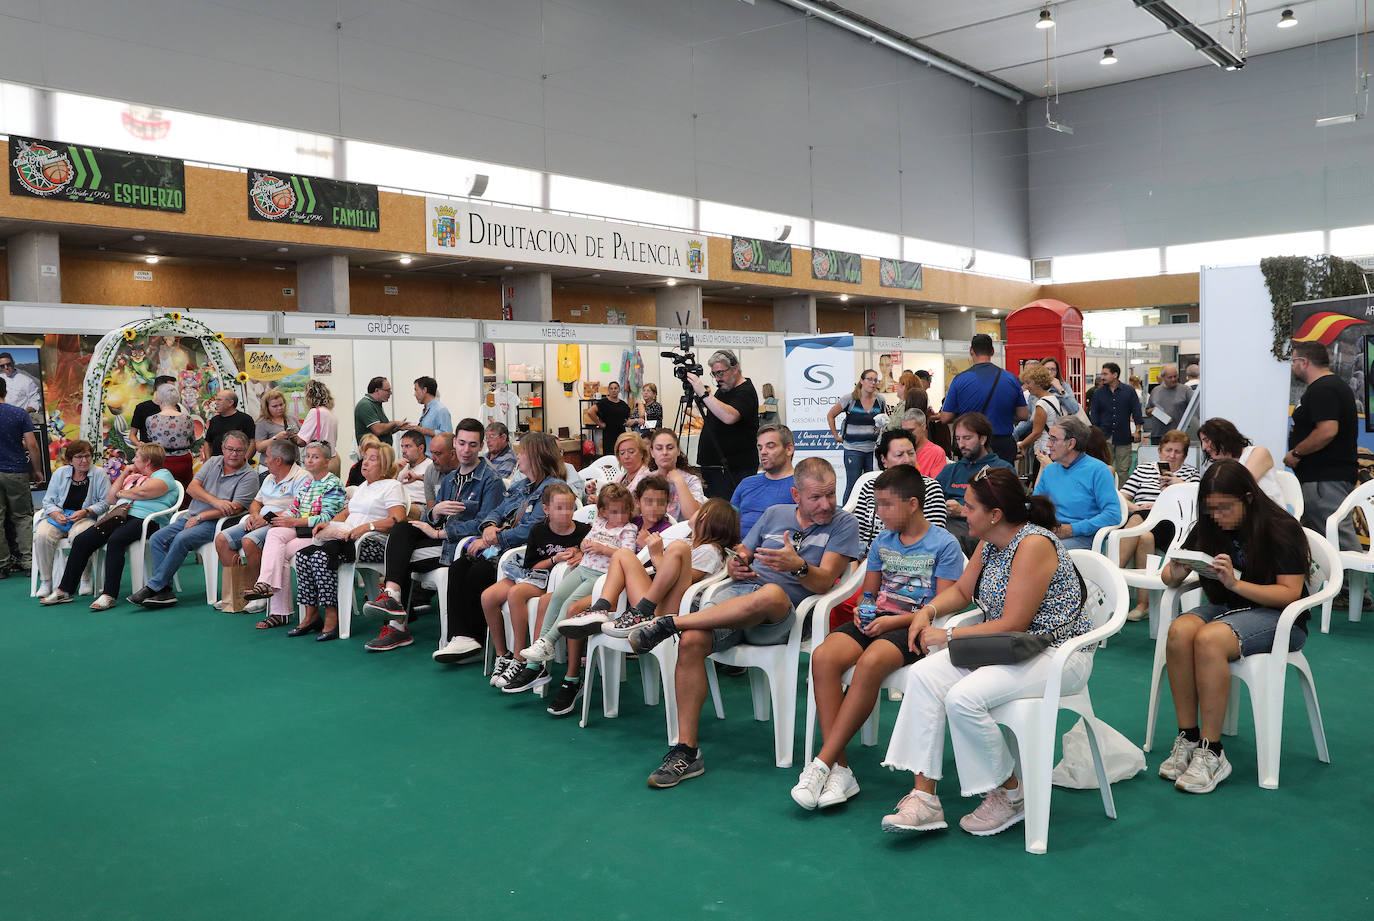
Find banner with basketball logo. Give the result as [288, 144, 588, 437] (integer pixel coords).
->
[247, 169, 380, 231]
[811, 248, 862, 284]
[730, 236, 793, 276]
[784, 333, 854, 498]
[9, 136, 185, 212]
[879, 257, 923, 290]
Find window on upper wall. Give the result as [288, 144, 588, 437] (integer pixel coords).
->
[973, 250, 1031, 281]
[51, 91, 335, 175]
[1051, 248, 1161, 283]
[813, 221, 899, 259]
[1331, 225, 1374, 257]
[0, 81, 39, 137]
[548, 175, 693, 229]
[1164, 231, 1324, 272]
[347, 140, 541, 206]
[698, 200, 809, 246]
[903, 236, 969, 271]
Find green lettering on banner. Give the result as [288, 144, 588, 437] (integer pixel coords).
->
[247, 167, 379, 231]
[9, 136, 185, 212]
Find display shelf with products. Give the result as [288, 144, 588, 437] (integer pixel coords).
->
[509, 380, 545, 434]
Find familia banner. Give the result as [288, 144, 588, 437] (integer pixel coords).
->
[879, 257, 923, 290]
[784, 333, 854, 498]
[426, 198, 707, 280]
[731, 236, 793, 276]
[248, 170, 380, 231]
[9, 135, 185, 212]
[812, 248, 862, 284]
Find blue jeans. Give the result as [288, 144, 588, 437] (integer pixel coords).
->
[219, 520, 271, 551]
[1059, 533, 1095, 551]
[147, 517, 218, 591]
[842, 449, 875, 504]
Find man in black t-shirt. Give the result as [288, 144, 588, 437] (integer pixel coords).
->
[686, 349, 759, 500]
[588, 381, 633, 454]
[203, 389, 257, 464]
[130, 375, 177, 444]
[1284, 341, 1358, 549]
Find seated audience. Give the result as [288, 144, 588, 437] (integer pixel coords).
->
[363, 424, 506, 656]
[395, 429, 433, 519]
[481, 422, 516, 478]
[631, 476, 673, 543]
[1117, 429, 1200, 620]
[34, 440, 107, 597]
[730, 424, 796, 537]
[880, 467, 1089, 836]
[629, 457, 862, 789]
[129, 430, 258, 608]
[41, 444, 178, 610]
[1157, 460, 1309, 795]
[440, 432, 567, 662]
[648, 428, 706, 520]
[244, 442, 347, 629]
[1197, 417, 1284, 509]
[484, 484, 588, 688]
[854, 430, 949, 544]
[213, 439, 309, 612]
[284, 442, 407, 642]
[936, 413, 1015, 555]
[901, 409, 948, 479]
[1032, 417, 1123, 551]
[793, 466, 963, 811]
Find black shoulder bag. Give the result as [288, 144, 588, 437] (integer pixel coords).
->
[947, 561, 1088, 668]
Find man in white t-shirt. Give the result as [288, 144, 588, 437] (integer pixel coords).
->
[396, 429, 433, 516]
[0, 353, 41, 415]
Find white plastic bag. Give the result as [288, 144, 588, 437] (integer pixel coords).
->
[1051, 716, 1146, 788]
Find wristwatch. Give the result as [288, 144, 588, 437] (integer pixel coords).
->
[792, 560, 810, 578]
[368, 522, 376, 532]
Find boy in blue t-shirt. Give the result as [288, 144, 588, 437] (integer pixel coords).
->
[790, 464, 964, 813]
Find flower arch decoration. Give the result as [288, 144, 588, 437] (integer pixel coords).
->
[78, 312, 245, 450]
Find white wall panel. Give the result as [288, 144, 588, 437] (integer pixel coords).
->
[435, 341, 481, 426]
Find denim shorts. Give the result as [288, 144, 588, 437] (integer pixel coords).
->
[1188, 603, 1307, 657]
[699, 579, 796, 653]
[220, 521, 272, 551]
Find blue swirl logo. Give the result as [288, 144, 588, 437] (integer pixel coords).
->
[803, 364, 834, 389]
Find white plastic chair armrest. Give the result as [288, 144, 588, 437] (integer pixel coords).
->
[1268, 574, 1342, 656]
[497, 545, 525, 571]
[806, 562, 865, 647]
[1325, 489, 1368, 547]
[679, 567, 730, 613]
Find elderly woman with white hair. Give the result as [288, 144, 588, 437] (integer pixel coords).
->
[141, 381, 195, 492]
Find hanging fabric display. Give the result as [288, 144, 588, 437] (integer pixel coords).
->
[557, 343, 580, 394]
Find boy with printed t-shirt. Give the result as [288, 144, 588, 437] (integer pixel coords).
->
[792, 464, 963, 811]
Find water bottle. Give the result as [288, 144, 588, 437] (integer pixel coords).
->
[857, 592, 878, 628]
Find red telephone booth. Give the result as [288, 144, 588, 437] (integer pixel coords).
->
[1004, 299, 1086, 405]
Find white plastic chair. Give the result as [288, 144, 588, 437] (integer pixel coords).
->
[1104, 483, 1198, 637]
[989, 549, 1128, 854]
[1273, 470, 1304, 518]
[801, 547, 971, 764]
[128, 481, 186, 593]
[573, 504, 598, 524]
[1321, 479, 1374, 632]
[30, 511, 93, 597]
[484, 544, 531, 675]
[1143, 529, 1337, 789]
[584, 455, 623, 488]
[1089, 492, 1130, 555]
[165, 508, 243, 605]
[701, 563, 864, 769]
[842, 470, 882, 514]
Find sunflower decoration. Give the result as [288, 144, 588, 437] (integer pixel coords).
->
[236, 372, 249, 383]
[167, 312, 181, 322]
[213, 332, 224, 341]
[102, 377, 113, 388]
[123, 329, 138, 341]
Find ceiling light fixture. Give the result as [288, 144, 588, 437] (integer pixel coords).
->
[1101, 48, 1118, 66]
[1130, 0, 1245, 70]
[959, 306, 968, 313]
[665, 278, 677, 286]
[839, 294, 849, 301]
[276, 246, 289, 253]
[144, 255, 159, 264]
[132, 234, 146, 242]
[1036, 8, 1055, 30]
[399, 256, 413, 265]
[1277, 9, 1298, 28]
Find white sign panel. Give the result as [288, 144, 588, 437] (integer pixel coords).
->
[426, 198, 709, 281]
[657, 330, 769, 348]
[482, 320, 634, 344]
[784, 333, 854, 498]
[279, 314, 478, 340]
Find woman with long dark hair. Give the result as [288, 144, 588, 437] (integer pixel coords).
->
[879, 466, 1091, 837]
[1197, 417, 1283, 508]
[1157, 459, 1309, 794]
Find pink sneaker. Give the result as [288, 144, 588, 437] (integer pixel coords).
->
[958, 787, 1025, 836]
[881, 789, 946, 833]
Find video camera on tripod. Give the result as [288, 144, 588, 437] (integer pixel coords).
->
[661, 331, 703, 387]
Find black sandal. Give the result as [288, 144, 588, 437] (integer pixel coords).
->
[242, 582, 276, 601]
[255, 613, 288, 630]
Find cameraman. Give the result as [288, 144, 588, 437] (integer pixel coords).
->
[686, 349, 759, 499]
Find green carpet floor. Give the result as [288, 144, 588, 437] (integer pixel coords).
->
[3, 565, 1372, 921]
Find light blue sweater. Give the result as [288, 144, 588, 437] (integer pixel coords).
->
[1033, 453, 1122, 537]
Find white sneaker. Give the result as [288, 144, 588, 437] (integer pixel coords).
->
[1158, 732, 1199, 782]
[790, 758, 830, 810]
[489, 653, 514, 686]
[37, 581, 52, 598]
[1175, 745, 1231, 794]
[433, 635, 482, 663]
[816, 763, 860, 808]
[244, 598, 268, 614]
[491, 656, 524, 689]
[520, 636, 557, 664]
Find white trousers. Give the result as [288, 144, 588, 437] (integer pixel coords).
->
[882, 646, 1094, 796]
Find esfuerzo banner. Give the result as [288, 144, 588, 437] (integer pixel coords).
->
[784, 333, 853, 497]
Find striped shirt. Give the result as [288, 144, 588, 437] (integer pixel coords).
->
[1121, 463, 1199, 508]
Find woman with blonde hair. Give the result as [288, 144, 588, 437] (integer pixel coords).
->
[254, 388, 298, 456]
[295, 379, 338, 448]
[636, 383, 663, 435]
[827, 368, 885, 503]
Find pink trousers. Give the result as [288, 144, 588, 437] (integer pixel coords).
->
[260, 528, 315, 616]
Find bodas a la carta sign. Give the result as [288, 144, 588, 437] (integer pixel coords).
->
[248, 169, 380, 231]
[730, 236, 792, 276]
[9, 135, 185, 212]
[879, 257, 923, 290]
[812, 248, 862, 284]
[426, 198, 707, 280]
